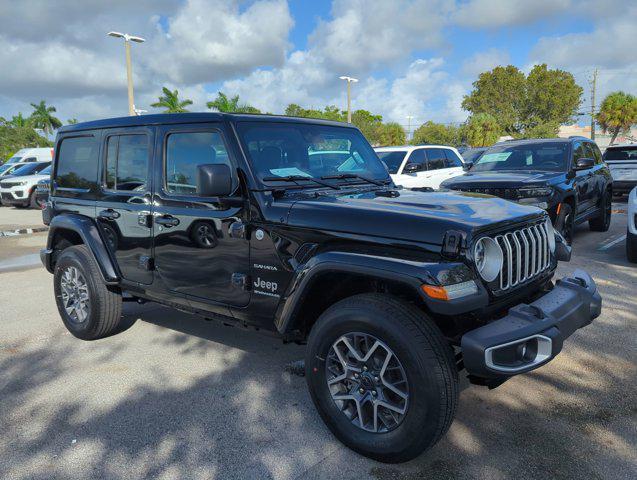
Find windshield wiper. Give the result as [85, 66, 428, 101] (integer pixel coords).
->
[321, 173, 387, 186]
[262, 175, 340, 190]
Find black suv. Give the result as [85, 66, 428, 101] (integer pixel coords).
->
[41, 114, 601, 463]
[441, 137, 613, 244]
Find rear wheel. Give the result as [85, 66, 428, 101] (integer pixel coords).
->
[54, 245, 122, 340]
[29, 190, 40, 209]
[627, 229, 637, 263]
[589, 190, 612, 232]
[305, 294, 458, 463]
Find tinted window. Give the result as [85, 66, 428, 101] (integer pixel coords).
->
[10, 162, 51, 176]
[55, 136, 99, 189]
[165, 131, 233, 195]
[443, 149, 463, 168]
[375, 151, 407, 174]
[473, 142, 568, 172]
[426, 148, 446, 170]
[407, 149, 426, 172]
[237, 122, 388, 183]
[604, 146, 637, 161]
[572, 141, 587, 167]
[105, 135, 149, 191]
[590, 143, 603, 164]
[461, 148, 486, 163]
[23, 157, 37, 162]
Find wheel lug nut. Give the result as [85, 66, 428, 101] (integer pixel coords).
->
[359, 388, 365, 394]
[374, 376, 380, 383]
[372, 391, 377, 396]
[354, 373, 360, 379]
[363, 366, 368, 371]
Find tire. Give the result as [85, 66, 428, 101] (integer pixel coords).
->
[555, 203, 574, 245]
[29, 190, 39, 209]
[305, 293, 458, 463]
[627, 229, 637, 263]
[589, 190, 612, 232]
[53, 245, 122, 340]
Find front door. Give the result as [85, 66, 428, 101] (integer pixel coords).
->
[151, 123, 250, 307]
[571, 140, 596, 215]
[95, 128, 154, 285]
[394, 148, 427, 188]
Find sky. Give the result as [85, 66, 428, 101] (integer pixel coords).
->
[0, 0, 635, 133]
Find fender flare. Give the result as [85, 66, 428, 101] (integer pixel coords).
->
[274, 251, 485, 334]
[42, 213, 120, 285]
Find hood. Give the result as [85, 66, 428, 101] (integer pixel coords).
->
[441, 170, 563, 188]
[285, 189, 542, 245]
[0, 173, 48, 183]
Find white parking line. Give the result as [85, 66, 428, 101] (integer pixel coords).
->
[598, 235, 626, 251]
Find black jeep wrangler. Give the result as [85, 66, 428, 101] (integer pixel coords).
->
[41, 114, 601, 463]
[441, 137, 613, 244]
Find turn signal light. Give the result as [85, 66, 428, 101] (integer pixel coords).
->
[421, 280, 478, 301]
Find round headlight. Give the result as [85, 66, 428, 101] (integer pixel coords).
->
[474, 237, 503, 282]
[545, 218, 556, 253]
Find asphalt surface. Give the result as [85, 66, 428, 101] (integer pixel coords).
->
[0, 202, 635, 480]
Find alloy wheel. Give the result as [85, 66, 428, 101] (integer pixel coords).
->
[59, 266, 90, 323]
[326, 332, 409, 433]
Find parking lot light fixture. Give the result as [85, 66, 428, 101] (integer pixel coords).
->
[339, 76, 359, 123]
[107, 31, 145, 116]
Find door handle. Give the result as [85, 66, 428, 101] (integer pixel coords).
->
[98, 209, 120, 220]
[155, 215, 180, 227]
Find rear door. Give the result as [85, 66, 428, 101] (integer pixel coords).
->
[422, 148, 449, 189]
[95, 127, 154, 285]
[151, 123, 250, 308]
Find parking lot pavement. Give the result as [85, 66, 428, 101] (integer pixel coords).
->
[0, 205, 46, 232]
[0, 203, 635, 480]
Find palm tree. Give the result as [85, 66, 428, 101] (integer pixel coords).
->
[29, 101, 62, 134]
[596, 91, 637, 145]
[206, 92, 260, 113]
[151, 87, 193, 113]
[10, 112, 31, 127]
[67, 118, 78, 125]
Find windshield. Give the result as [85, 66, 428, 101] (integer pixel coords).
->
[604, 146, 637, 161]
[462, 148, 486, 163]
[0, 164, 13, 174]
[237, 122, 390, 184]
[39, 165, 52, 175]
[6, 156, 22, 164]
[10, 162, 50, 177]
[375, 151, 407, 174]
[472, 142, 568, 172]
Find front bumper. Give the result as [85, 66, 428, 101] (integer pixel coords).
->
[0, 188, 29, 205]
[461, 269, 601, 381]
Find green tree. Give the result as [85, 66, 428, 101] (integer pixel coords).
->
[0, 125, 51, 162]
[67, 118, 78, 125]
[10, 113, 31, 127]
[29, 100, 62, 135]
[464, 113, 501, 147]
[519, 121, 560, 139]
[411, 121, 461, 146]
[596, 91, 637, 145]
[206, 92, 260, 113]
[151, 87, 193, 113]
[375, 122, 406, 146]
[351, 109, 382, 142]
[462, 64, 582, 137]
[283, 104, 345, 122]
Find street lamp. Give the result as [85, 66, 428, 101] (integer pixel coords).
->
[339, 75, 358, 123]
[108, 31, 145, 116]
[406, 115, 414, 142]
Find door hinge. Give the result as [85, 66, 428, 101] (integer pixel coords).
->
[139, 255, 154, 271]
[231, 273, 251, 291]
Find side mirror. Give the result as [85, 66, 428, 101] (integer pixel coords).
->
[575, 158, 595, 170]
[403, 163, 420, 174]
[463, 161, 473, 171]
[197, 164, 233, 197]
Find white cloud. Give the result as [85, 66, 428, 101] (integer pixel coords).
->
[461, 48, 510, 77]
[453, 0, 572, 28]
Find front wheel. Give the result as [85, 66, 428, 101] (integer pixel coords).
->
[305, 294, 458, 463]
[627, 229, 637, 263]
[555, 203, 574, 245]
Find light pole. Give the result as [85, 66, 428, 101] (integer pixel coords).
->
[108, 31, 145, 116]
[339, 76, 358, 123]
[406, 115, 414, 142]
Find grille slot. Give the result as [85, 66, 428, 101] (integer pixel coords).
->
[494, 222, 551, 291]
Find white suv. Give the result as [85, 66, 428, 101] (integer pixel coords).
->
[0, 163, 51, 208]
[628, 187, 637, 263]
[374, 145, 464, 190]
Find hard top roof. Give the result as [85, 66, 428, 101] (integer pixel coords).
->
[58, 112, 355, 134]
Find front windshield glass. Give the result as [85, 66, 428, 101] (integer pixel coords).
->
[461, 148, 486, 163]
[11, 163, 46, 176]
[237, 122, 390, 184]
[375, 151, 407, 174]
[472, 142, 568, 172]
[0, 164, 12, 174]
[7, 156, 22, 164]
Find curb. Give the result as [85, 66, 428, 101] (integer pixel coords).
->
[0, 226, 49, 237]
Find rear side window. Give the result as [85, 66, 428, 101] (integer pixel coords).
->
[426, 148, 446, 170]
[443, 149, 463, 168]
[165, 131, 234, 195]
[105, 134, 149, 191]
[55, 136, 99, 189]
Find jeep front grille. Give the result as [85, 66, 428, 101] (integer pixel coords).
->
[494, 222, 551, 291]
